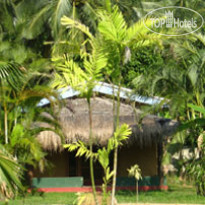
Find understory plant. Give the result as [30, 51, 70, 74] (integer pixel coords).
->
[183, 104, 205, 196]
[186, 140, 205, 196]
[52, 29, 107, 204]
[127, 164, 142, 203]
[0, 59, 59, 199]
[64, 124, 131, 205]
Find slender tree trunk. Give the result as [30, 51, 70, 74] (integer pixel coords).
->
[158, 141, 164, 187]
[111, 84, 121, 205]
[1, 83, 8, 144]
[88, 99, 98, 205]
[102, 168, 108, 205]
[0, 85, 1, 136]
[136, 180, 138, 203]
[111, 147, 118, 205]
[4, 102, 8, 144]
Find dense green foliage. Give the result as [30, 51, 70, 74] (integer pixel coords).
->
[0, 0, 205, 202]
[121, 47, 164, 87]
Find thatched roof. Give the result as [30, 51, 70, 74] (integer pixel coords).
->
[37, 97, 178, 151]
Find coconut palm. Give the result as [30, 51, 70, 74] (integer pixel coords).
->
[0, 40, 58, 199]
[15, 0, 72, 40]
[18, 0, 145, 57]
[20, 0, 142, 40]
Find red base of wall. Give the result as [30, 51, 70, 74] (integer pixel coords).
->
[28, 185, 168, 193]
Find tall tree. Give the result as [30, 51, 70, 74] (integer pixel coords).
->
[96, 5, 162, 204]
[132, 33, 205, 195]
[59, 3, 162, 204]
[52, 18, 107, 203]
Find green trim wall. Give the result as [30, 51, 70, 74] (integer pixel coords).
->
[32, 177, 83, 188]
[116, 176, 167, 187]
[32, 176, 166, 188]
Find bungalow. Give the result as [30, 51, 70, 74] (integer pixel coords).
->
[31, 82, 178, 192]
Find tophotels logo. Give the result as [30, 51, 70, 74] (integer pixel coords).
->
[144, 6, 204, 36]
[151, 10, 197, 29]
[166, 11, 174, 28]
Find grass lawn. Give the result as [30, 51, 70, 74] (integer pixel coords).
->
[1, 192, 77, 205]
[1, 178, 205, 205]
[116, 186, 205, 204]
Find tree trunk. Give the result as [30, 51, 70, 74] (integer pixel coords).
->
[88, 99, 98, 205]
[136, 180, 138, 204]
[111, 85, 121, 205]
[157, 142, 164, 187]
[4, 103, 8, 144]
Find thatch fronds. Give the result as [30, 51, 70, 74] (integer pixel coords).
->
[37, 97, 178, 151]
[37, 131, 62, 152]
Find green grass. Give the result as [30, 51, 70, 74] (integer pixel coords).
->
[116, 186, 205, 204]
[0, 192, 77, 205]
[1, 178, 205, 205]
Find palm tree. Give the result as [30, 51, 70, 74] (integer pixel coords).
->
[132, 33, 205, 194]
[20, 0, 143, 39]
[127, 164, 142, 204]
[0, 144, 23, 199]
[95, 6, 162, 204]
[52, 23, 107, 204]
[135, 33, 205, 118]
[15, 0, 72, 40]
[0, 0, 70, 199]
[0, 61, 25, 144]
[17, 0, 146, 57]
[177, 104, 205, 195]
[0, 65, 63, 199]
[60, 3, 162, 204]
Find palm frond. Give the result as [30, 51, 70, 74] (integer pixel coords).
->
[126, 20, 162, 50]
[23, 3, 51, 39]
[98, 6, 127, 43]
[193, 33, 205, 47]
[61, 15, 94, 40]
[0, 61, 25, 90]
[0, 144, 23, 199]
[51, 0, 72, 37]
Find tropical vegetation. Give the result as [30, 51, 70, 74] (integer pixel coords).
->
[0, 0, 205, 204]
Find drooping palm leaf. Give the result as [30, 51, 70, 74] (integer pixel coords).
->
[0, 144, 23, 199]
[51, 0, 72, 37]
[61, 15, 94, 40]
[0, 61, 25, 90]
[21, 0, 72, 39]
